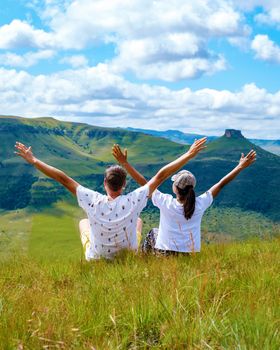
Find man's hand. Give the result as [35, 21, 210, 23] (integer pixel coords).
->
[112, 144, 147, 186]
[15, 142, 36, 164]
[112, 144, 128, 165]
[15, 141, 79, 195]
[187, 137, 207, 158]
[238, 150, 256, 169]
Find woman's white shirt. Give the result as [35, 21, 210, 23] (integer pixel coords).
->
[152, 190, 213, 252]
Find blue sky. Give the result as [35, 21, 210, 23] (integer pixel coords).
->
[0, 0, 279, 138]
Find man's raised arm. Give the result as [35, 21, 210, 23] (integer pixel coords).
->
[209, 150, 256, 198]
[14, 142, 79, 195]
[146, 138, 207, 196]
[113, 138, 207, 197]
[112, 145, 147, 186]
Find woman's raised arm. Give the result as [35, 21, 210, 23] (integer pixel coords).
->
[209, 150, 257, 198]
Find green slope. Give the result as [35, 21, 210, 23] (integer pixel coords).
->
[0, 116, 185, 209]
[179, 132, 280, 221]
[0, 116, 279, 221]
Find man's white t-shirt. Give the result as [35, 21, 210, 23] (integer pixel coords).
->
[77, 184, 149, 260]
[152, 190, 213, 252]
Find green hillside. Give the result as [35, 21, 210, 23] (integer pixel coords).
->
[0, 116, 184, 209]
[0, 116, 279, 221]
[190, 130, 280, 220]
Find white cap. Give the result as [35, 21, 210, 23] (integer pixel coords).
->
[171, 170, 196, 189]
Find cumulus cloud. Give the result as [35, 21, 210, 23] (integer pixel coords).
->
[0, 50, 55, 68]
[0, 20, 55, 49]
[251, 35, 280, 63]
[44, 0, 245, 42]
[236, 1, 280, 28]
[0, 0, 280, 139]
[48, 0, 246, 80]
[111, 34, 227, 81]
[0, 0, 249, 81]
[59, 55, 89, 68]
[0, 66, 279, 138]
[2, 1, 280, 82]
[228, 36, 252, 51]
[254, 5, 280, 28]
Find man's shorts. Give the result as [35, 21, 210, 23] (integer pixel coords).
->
[80, 229, 91, 258]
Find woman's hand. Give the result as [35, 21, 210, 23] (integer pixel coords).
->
[209, 149, 257, 198]
[14, 142, 36, 164]
[187, 137, 207, 158]
[238, 150, 256, 169]
[112, 144, 128, 165]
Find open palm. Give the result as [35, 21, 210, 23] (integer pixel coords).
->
[112, 144, 128, 164]
[239, 150, 256, 169]
[187, 137, 207, 158]
[14, 142, 36, 164]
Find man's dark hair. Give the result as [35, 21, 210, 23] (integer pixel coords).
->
[105, 165, 127, 192]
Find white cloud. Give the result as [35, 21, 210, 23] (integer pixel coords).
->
[52, 0, 245, 80]
[228, 37, 251, 51]
[254, 5, 280, 28]
[113, 55, 227, 82]
[0, 0, 280, 139]
[44, 0, 245, 42]
[0, 50, 55, 68]
[0, 20, 55, 49]
[251, 35, 280, 63]
[233, 1, 280, 29]
[2, 1, 280, 82]
[0, 66, 279, 139]
[0, 0, 248, 81]
[60, 55, 88, 68]
[111, 35, 227, 81]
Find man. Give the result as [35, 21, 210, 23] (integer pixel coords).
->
[15, 137, 206, 260]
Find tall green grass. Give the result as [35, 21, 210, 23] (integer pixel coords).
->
[0, 205, 279, 349]
[0, 242, 279, 348]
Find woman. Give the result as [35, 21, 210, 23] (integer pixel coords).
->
[112, 144, 256, 255]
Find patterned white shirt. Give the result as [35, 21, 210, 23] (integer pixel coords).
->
[77, 184, 149, 260]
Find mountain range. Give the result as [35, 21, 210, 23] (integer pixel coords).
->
[126, 127, 280, 156]
[1, 116, 279, 222]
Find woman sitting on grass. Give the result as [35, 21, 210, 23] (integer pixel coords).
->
[14, 138, 206, 260]
[112, 145, 256, 255]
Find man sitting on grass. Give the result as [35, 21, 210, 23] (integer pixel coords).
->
[14, 138, 206, 260]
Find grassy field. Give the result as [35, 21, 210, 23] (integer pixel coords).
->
[0, 206, 280, 349]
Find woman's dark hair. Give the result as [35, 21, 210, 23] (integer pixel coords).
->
[177, 185, 195, 220]
[105, 165, 127, 192]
